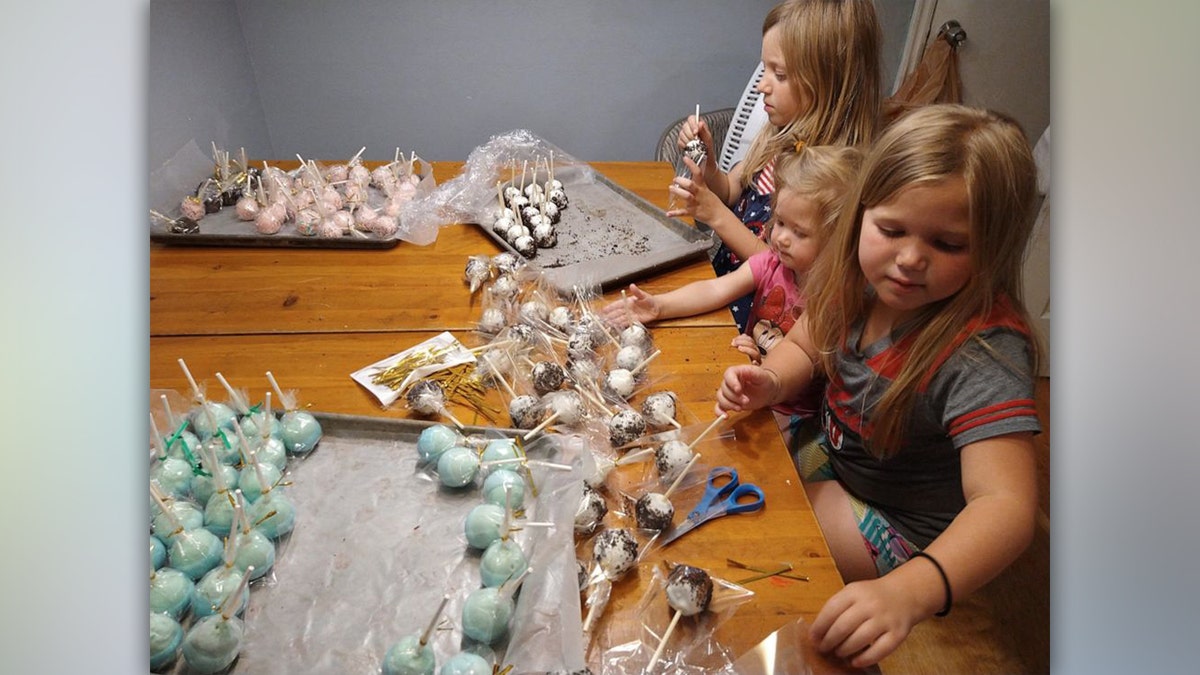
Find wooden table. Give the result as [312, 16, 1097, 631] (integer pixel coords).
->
[149, 161, 864, 673]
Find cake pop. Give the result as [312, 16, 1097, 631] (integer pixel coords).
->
[531, 361, 565, 395]
[603, 369, 636, 400]
[461, 569, 527, 644]
[508, 394, 541, 430]
[683, 138, 708, 167]
[180, 568, 253, 674]
[417, 424, 460, 464]
[246, 483, 296, 540]
[477, 307, 507, 335]
[649, 563, 714, 670]
[150, 490, 202, 542]
[153, 486, 223, 580]
[381, 596, 448, 675]
[592, 528, 639, 579]
[608, 409, 646, 447]
[151, 456, 194, 500]
[548, 305, 575, 333]
[267, 371, 323, 455]
[464, 256, 492, 293]
[479, 437, 520, 465]
[574, 484, 608, 535]
[641, 391, 680, 430]
[236, 447, 282, 503]
[519, 299, 549, 325]
[614, 345, 646, 372]
[480, 490, 528, 587]
[655, 440, 694, 486]
[481, 469, 526, 509]
[150, 566, 194, 619]
[464, 503, 505, 550]
[491, 274, 520, 299]
[439, 652, 492, 675]
[197, 443, 237, 537]
[191, 543, 249, 619]
[634, 454, 698, 531]
[149, 611, 183, 670]
[231, 491, 275, 580]
[436, 446, 480, 488]
[542, 389, 585, 426]
[151, 535, 167, 570]
[619, 323, 652, 350]
[491, 252, 522, 275]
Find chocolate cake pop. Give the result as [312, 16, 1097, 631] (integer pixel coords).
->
[641, 391, 680, 430]
[508, 394, 542, 430]
[608, 409, 646, 447]
[531, 361, 565, 395]
[666, 564, 713, 616]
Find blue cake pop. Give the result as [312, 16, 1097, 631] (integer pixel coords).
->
[149, 611, 183, 670]
[481, 469, 526, 509]
[180, 568, 253, 674]
[480, 538, 527, 588]
[479, 437, 520, 465]
[439, 652, 491, 675]
[437, 446, 480, 488]
[267, 370, 323, 455]
[460, 586, 515, 644]
[231, 491, 275, 580]
[417, 424, 459, 464]
[151, 535, 167, 570]
[381, 596, 448, 675]
[150, 566, 194, 619]
[247, 488, 296, 540]
[463, 504, 505, 549]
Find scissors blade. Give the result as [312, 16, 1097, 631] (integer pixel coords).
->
[658, 511, 710, 546]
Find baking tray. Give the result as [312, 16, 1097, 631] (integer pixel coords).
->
[148, 156, 435, 249]
[163, 412, 586, 674]
[478, 165, 713, 294]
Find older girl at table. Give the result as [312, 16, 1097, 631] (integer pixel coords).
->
[715, 104, 1042, 667]
[667, 0, 881, 332]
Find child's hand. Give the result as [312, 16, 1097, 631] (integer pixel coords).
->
[730, 334, 762, 364]
[598, 284, 659, 329]
[666, 156, 727, 221]
[808, 576, 927, 668]
[715, 365, 779, 415]
[676, 115, 717, 178]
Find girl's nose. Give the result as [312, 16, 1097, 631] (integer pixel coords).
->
[896, 243, 926, 270]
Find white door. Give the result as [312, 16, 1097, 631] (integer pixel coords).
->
[899, 0, 1051, 374]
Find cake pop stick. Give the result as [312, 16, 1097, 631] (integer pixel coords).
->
[265, 370, 297, 412]
[420, 595, 449, 646]
[688, 413, 728, 451]
[151, 413, 167, 459]
[648, 609, 683, 672]
[150, 483, 186, 538]
[215, 372, 251, 415]
[522, 410, 562, 440]
[630, 349, 662, 377]
[178, 358, 205, 404]
[664, 454, 700, 498]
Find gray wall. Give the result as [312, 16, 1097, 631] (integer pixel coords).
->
[149, 0, 910, 169]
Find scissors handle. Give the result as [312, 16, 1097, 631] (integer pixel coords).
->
[722, 483, 765, 514]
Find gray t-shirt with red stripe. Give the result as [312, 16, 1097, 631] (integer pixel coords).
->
[820, 313, 1040, 548]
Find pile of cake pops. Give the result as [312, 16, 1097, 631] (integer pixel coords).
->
[488, 154, 570, 259]
[149, 361, 323, 672]
[455, 251, 739, 658]
[151, 143, 427, 240]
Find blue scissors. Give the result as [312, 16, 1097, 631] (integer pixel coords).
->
[659, 466, 765, 546]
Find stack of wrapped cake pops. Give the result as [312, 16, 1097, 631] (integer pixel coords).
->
[148, 361, 322, 672]
[488, 153, 570, 259]
[453, 250, 742, 662]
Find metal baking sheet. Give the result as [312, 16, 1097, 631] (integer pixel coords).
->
[478, 165, 713, 294]
[162, 413, 585, 674]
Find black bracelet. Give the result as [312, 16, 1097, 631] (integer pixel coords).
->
[911, 550, 953, 617]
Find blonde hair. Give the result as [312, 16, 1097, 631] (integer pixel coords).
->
[740, 0, 882, 189]
[769, 144, 863, 248]
[804, 104, 1040, 457]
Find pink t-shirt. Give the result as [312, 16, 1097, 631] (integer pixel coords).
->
[747, 250, 821, 418]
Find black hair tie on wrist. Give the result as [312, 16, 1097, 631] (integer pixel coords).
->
[911, 550, 952, 617]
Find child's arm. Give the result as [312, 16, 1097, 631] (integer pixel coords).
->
[716, 315, 818, 413]
[599, 267, 756, 329]
[808, 433, 1039, 668]
[666, 156, 770, 262]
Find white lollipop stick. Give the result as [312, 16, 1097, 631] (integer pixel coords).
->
[230, 418, 256, 462]
[620, 289, 636, 328]
[695, 103, 700, 125]
[664, 453, 700, 499]
[265, 371, 296, 412]
[492, 368, 518, 399]
[215, 372, 250, 415]
[649, 608, 684, 672]
[350, 146, 367, 164]
[522, 410, 562, 441]
[200, 438, 230, 495]
[160, 394, 178, 434]
[498, 567, 532, 602]
[247, 449, 273, 496]
[178, 358, 205, 403]
[259, 392, 273, 440]
[516, 520, 555, 529]
[615, 447, 655, 466]
[150, 483, 184, 534]
[481, 457, 572, 472]
[232, 490, 250, 534]
[420, 596, 450, 646]
[469, 339, 518, 353]
[631, 349, 662, 376]
[221, 507, 241, 567]
[150, 413, 167, 458]
[688, 413, 728, 451]
[219, 567, 254, 620]
[440, 405, 466, 431]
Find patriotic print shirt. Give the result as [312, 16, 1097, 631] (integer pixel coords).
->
[819, 296, 1040, 547]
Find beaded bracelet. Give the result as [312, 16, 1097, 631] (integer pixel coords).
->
[911, 550, 952, 617]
